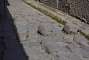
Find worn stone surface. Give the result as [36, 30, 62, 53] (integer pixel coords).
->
[8, 0, 89, 60]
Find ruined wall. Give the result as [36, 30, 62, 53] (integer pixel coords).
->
[38, 0, 89, 23]
[68, 0, 89, 23]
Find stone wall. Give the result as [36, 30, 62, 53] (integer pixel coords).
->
[38, 0, 89, 23]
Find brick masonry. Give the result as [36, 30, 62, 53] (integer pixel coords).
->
[38, 0, 89, 23]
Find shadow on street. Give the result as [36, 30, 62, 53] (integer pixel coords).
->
[0, 0, 28, 60]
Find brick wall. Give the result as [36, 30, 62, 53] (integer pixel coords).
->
[39, 0, 89, 23]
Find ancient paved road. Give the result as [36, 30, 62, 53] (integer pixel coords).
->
[7, 0, 89, 60]
[0, 0, 28, 60]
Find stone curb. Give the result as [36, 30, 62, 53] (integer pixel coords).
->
[23, 0, 89, 40]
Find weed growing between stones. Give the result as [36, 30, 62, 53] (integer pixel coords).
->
[80, 31, 89, 40]
[23, 0, 66, 25]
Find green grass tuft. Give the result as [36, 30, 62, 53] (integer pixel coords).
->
[80, 31, 89, 40]
[23, 0, 66, 25]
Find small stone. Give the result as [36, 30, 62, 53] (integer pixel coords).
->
[37, 23, 53, 36]
[63, 23, 79, 34]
